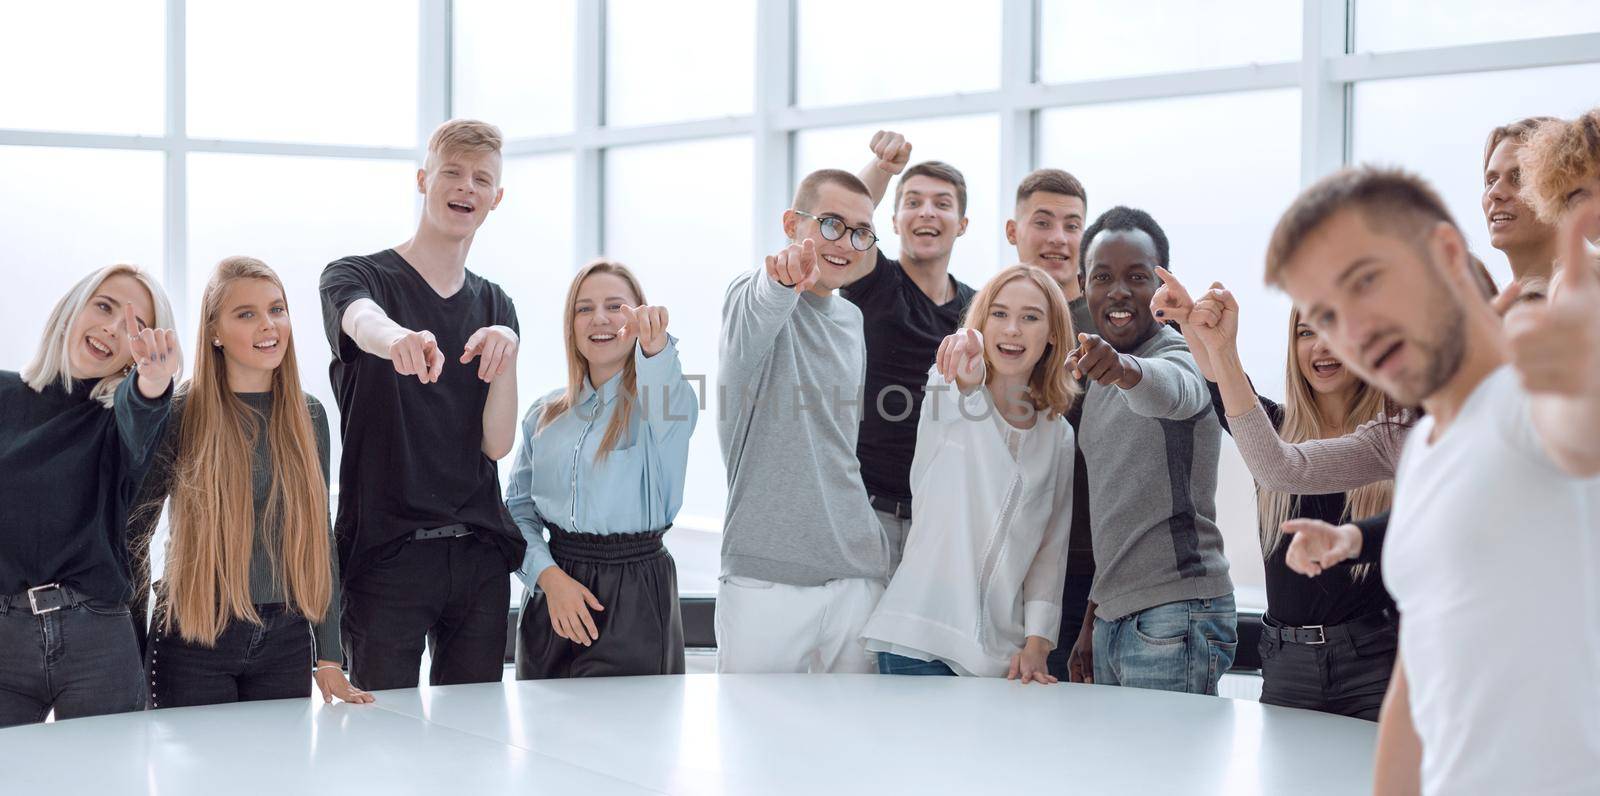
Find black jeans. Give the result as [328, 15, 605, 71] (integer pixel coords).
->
[0, 596, 144, 728]
[1046, 572, 1095, 680]
[147, 603, 313, 709]
[342, 534, 510, 692]
[1258, 613, 1398, 721]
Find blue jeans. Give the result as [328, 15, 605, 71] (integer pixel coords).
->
[1092, 594, 1237, 695]
[0, 598, 145, 728]
[876, 652, 957, 676]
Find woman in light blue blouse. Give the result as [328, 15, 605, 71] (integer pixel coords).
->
[506, 259, 698, 678]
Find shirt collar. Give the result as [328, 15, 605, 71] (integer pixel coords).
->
[578, 368, 626, 409]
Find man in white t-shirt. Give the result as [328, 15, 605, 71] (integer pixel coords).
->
[1239, 166, 1600, 795]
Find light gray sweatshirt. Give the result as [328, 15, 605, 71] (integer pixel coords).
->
[717, 267, 888, 586]
[1078, 325, 1232, 620]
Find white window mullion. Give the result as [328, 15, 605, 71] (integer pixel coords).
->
[1299, 0, 1349, 186]
[998, 0, 1036, 266]
[575, 0, 605, 264]
[164, 0, 188, 332]
[752, 0, 795, 262]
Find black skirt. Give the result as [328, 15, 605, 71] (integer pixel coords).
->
[515, 524, 685, 679]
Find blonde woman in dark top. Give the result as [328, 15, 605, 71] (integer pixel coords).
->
[131, 257, 370, 708]
[0, 264, 179, 727]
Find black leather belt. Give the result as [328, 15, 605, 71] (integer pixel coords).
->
[1262, 608, 1396, 646]
[0, 583, 90, 616]
[869, 494, 912, 521]
[413, 523, 474, 541]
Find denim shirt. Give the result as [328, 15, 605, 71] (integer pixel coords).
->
[506, 338, 697, 590]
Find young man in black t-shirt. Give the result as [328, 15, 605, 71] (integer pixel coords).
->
[842, 131, 977, 573]
[319, 119, 526, 691]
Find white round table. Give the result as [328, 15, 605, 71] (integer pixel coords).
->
[0, 674, 1375, 795]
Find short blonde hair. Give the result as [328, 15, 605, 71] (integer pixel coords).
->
[424, 118, 504, 172]
[1517, 110, 1600, 224]
[22, 263, 177, 407]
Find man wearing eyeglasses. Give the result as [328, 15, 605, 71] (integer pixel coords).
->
[715, 168, 889, 674]
[838, 131, 979, 576]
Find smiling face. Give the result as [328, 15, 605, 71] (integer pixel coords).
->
[1482, 140, 1554, 253]
[1083, 229, 1161, 352]
[979, 275, 1054, 380]
[892, 174, 967, 263]
[212, 277, 291, 388]
[67, 273, 154, 380]
[418, 148, 504, 240]
[1007, 192, 1086, 286]
[788, 181, 877, 291]
[572, 271, 641, 381]
[1279, 209, 1468, 407]
[1293, 319, 1358, 396]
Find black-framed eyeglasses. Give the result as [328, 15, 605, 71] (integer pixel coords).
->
[794, 210, 878, 252]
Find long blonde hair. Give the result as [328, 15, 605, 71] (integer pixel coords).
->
[22, 263, 177, 408]
[539, 258, 648, 460]
[960, 264, 1081, 419]
[1257, 308, 1396, 576]
[162, 256, 331, 645]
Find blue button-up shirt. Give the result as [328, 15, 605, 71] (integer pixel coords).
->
[506, 338, 698, 589]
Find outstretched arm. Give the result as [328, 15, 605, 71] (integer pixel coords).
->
[1515, 207, 1600, 476]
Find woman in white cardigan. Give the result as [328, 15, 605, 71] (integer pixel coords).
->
[862, 264, 1079, 682]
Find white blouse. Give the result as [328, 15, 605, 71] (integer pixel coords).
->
[862, 368, 1075, 677]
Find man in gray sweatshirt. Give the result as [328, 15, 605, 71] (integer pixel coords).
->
[715, 169, 890, 674]
[1062, 206, 1237, 695]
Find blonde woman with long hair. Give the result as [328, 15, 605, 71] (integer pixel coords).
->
[861, 264, 1078, 681]
[505, 259, 698, 678]
[0, 264, 179, 727]
[130, 257, 369, 707]
[1153, 268, 1399, 720]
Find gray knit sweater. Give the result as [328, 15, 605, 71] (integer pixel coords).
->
[1078, 325, 1233, 619]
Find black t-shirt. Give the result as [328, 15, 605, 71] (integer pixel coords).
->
[0, 371, 170, 604]
[1209, 381, 1396, 627]
[319, 249, 524, 578]
[841, 250, 976, 502]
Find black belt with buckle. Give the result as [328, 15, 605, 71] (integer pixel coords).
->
[869, 494, 913, 521]
[413, 523, 474, 541]
[1, 583, 89, 616]
[1263, 608, 1395, 646]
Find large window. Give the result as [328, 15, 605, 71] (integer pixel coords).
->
[606, 0, 754, 126]
[4, 2, 1598, 603]
[187, 1, 419, 147]
[604, 137, 754, 533]
[1354, 0, 1600, 52]
[453, 0, 576, 139]
[0, 1, 165, 135]
[1038, 90, 1302, 398]
[1039, 0, 1300, 83]
[0, 146, 164, 354]
[1351, 63, 1600, 284]
[795, 0, 1000, 107]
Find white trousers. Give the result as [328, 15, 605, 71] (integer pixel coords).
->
[715, 576, 884, 674]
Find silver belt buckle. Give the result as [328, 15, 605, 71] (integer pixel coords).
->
[1303, 624, 1327, 645]
[27, 583, 63, 615]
